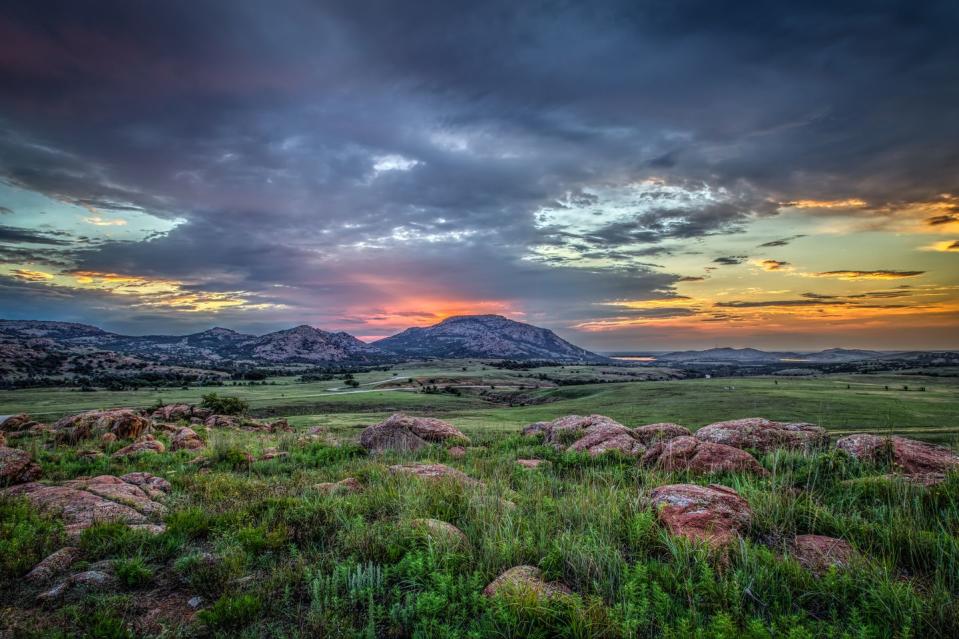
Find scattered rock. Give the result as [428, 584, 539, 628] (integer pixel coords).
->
[112, 434, 165, 457]
[388, 463, 480, 486]
[0, 445, 42, 485]
[695, 417, 829, 452]
[516, 458, 546, 469]
[314, 477, 363, 494]
[633, 423, 692, 445]
[26, 547, 81, 583]
[77, 449, 104, 460]
[3, 474, 169, 538]
[171, 426, 204, 451]
[649, 483, 752, 547]
[101, 432, 117, 444]
[410, 518, 468, 546]
[259, 447, 289, 461]
[836, 434, 959, 477]
[53, 409, 151, 442]
[360, 413, 470, 453]
[791, 534, 856, 574]
[447, 445, 467, 459]
[642, 436, 767, 475]
[482, 565, 572, 599]
[187, 595, 204, 609]
[524, 414, 646, 456]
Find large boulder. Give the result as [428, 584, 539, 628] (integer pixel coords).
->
[649, 483, 752, 547]
[1, 413, 34, 431]
[360, 413, 470, 453]
[171, 426, 204, 451]
[388, 463, 480, 486]
[0, 446, 42, 485]
[633, 423, 692, 445]
[2, 474, 169, 537]
[203, 414, 242, 429]
[836, 434, 959, 477]
[526, 414, 645, 456]
[409, 518, 468, 546]
[26, 547, 81, 583]
[642, 436, 767, 475]
[112, 434, 165, 457]
[482, 566, 572, 599]
[53, 409, 151, 442]
[790, 534, 856, 574]
[695, 417, 828, 452]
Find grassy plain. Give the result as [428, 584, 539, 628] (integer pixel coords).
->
[2, 364, 958, 637]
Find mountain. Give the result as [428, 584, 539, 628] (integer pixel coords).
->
[375, 314, 608, 362]
[240, 325, 390, 363]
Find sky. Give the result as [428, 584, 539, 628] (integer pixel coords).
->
[0, 0, 957, 351]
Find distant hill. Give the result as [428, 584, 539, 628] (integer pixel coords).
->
[652, 347, 886, 363]
[374, 315, 608, 362]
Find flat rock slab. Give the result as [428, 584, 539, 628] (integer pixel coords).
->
[836, 434, 959, 477]
[360, 413, 470, 453]
[0, 445, 42, 485]
[53, 409, 151, 442]
[791, 534, 856, 574]
[695, 417, 828, 452]
[649, 483, 752, 547]
[3, 474, 170, 538]
[482, 565, 572, 599]
[388, 463, 480, 486]
[314, 477, 363, 494]
[633, 423, 692, 445]
[642, 436, 767, 475]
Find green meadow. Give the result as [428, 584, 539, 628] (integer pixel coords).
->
[1, 366, 958, 637]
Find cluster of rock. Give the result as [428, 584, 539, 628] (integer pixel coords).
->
[360, 413, 470, 453]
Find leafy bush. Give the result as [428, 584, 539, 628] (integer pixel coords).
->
[200, 392, 249, 415]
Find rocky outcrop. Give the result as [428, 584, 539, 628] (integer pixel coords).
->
[649, 483, 752, 547]
[2, 474, 169, 537]
[482, 565, 572, 598]
[642, 437, 767, 475]
[410, 518, 468, 546]
[791, 534, 856, 574]
[266, 418, 293, 433]
[525, 414, 645, 456]
[204, 414, 242, 429]
[695, 417, 828, 452]
[112, 434, 165, 457]
[836, 434, 959, 479]
[388, 463, 480, 486]
[38, 565, 116, 601]
[26, 547, 81, 583]
[53, 409, 151, 442]
[151, 404, 211, 422]
[171, 427, 204, 451]
[259, 447, 289, 461]
[0, 446, 41, 485]
[633, 423, 691, 445]
[360, 413, 470, 453]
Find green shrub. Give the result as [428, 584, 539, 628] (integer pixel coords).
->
[200, 392, 249, 415]
[113, 556, 153, 587]
[199, 593, 263, 631]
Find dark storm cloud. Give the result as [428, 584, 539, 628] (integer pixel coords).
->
[713, 256, 748, 266]
[0, 224, 72, 245]
[0, 0, 956, 335]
